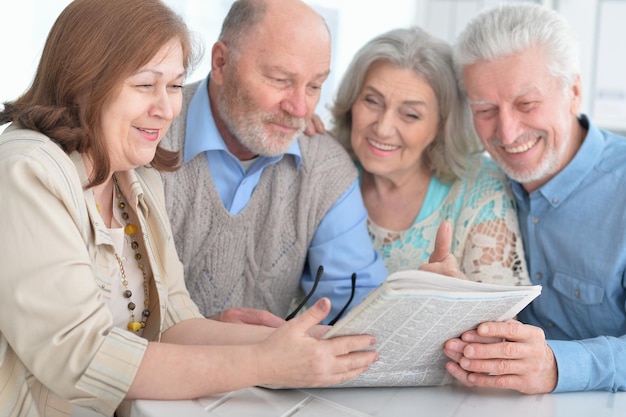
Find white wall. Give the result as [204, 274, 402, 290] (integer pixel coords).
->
[1, 0, 621, 133]
[0, 0, 419, 129]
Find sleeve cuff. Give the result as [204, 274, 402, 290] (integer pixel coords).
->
[164, 293, 204, 330]
[74, 328, 148, 415]
[548, 339, 590, 392]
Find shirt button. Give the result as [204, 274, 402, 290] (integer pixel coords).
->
[547, 322, 555, 328]
[574, 289, 580, 298]
[552, 198, 559, 204]
[532, 217, 539, 224]
[535, 272, 543, 280]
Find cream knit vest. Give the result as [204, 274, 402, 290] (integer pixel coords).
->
[161, 81, 357, 317]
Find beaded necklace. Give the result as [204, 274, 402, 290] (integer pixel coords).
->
[112, 175, 150, 332]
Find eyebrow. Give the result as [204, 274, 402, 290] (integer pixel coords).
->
[133, 69, 186, 79]
[468, 99, 493, 106]
[269, 66, 330, 81]
[363, 85, 429, 107]
[512, 87, 536, 99]
[469, 87, 538, 106]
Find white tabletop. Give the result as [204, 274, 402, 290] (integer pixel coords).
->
[131, 383, 626, 417]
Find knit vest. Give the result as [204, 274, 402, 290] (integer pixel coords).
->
[161, 81, 357, 317]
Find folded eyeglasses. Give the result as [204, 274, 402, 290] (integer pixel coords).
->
[285, 265, 357, 326]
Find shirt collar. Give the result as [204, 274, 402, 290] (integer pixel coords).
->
[183, 74, 302, 167]
[511, 115, 604, 207]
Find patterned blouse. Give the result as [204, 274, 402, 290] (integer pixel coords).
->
[367, 155, 530, 286]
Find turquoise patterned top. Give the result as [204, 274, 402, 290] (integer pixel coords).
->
[365, 154, 530, 286]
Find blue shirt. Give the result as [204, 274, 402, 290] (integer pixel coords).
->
[183, 76, 387, 322]
[514, 116, 626, 392]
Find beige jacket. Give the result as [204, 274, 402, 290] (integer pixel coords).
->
[0, 125, 202, 417]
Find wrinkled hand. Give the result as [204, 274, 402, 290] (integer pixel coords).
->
[443, 320, 558, 394]
[210, 308, 286, 328]
[304, 113, 326, 136]
[419, 221, 467, 279]
[255, 298, 378, 388]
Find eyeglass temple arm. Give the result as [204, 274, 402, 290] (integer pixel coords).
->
[285, 265, 324, 321]
[328, 272, 357, 326]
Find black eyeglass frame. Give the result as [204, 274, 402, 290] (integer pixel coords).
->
[285, 265, 357, 325]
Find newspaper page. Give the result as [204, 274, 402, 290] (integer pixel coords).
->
[323, 270, 541, 387]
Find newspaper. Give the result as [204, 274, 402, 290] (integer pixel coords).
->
[323, 269, 542, 387]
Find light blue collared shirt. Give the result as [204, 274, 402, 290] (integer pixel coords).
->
[514, 116, 626, 392]
[183, 76, 387, 322]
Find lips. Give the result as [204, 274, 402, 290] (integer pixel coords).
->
[367, 137, 399, 151]
[272, 123, 300, 133]
[135, 127, 160, 141]
[503, 136, 540, 154]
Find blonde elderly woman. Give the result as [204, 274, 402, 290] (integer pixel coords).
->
[330, 27, 530, 286]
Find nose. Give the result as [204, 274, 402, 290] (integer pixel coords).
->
[150, 88, 177, 120]
[496, 108, 522, 145]
[373, 109, 395, 138]
[280, 86, 310, 119]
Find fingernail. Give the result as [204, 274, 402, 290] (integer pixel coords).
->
[370, 337, 377, 346]
[317, 298, 329, 310]
[460, 357, 471, 368]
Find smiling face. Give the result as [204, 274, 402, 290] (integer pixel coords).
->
[463, 46, 582, 192]
[210, 1, 331, 158]
[350, 60, 440, 184]
[100, 38, 185, 172]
